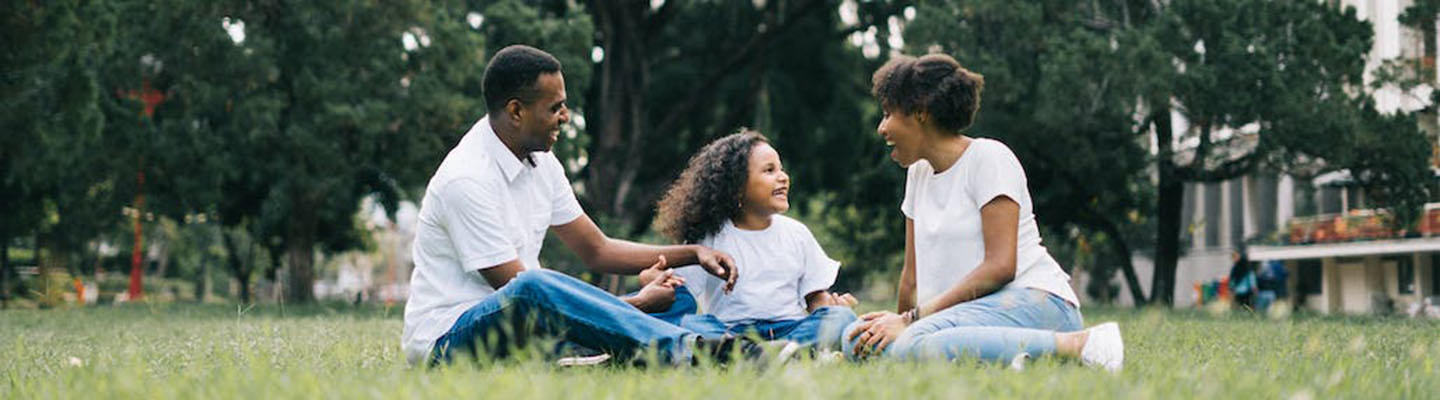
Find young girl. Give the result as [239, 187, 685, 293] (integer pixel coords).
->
[643, 129, 858, 351]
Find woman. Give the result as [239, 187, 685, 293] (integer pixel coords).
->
[843, 53, 1124, 372]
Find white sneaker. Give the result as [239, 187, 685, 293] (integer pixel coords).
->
[556, 353, 611, 367]
[817, 350, 845, 364]
[772, 341, 804, 365]
[1008, 352, 1030, 371]
[1079, 322, 1124, 373]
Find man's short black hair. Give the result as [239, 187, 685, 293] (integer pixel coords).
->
[483, 45, 563, 113]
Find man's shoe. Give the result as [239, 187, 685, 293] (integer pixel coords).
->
[556, 353, 612, 367]
[694, 336, 766, 365]
[769, 340, 803, 365]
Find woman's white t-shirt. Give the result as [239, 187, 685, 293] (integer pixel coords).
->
[675, 215, 840, 325]
[900, 138, 1079, 307]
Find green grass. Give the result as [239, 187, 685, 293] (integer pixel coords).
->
[2, 303, 1437, 399]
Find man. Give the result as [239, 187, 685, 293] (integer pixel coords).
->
[402, 45, 741, 366]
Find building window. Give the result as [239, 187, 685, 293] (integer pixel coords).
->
[1205, 182, 1221, 247]
[1298, 259, 1323, 295]
[1396, 256, 1414, 295]
[1229, 179, 1244, 247]
[1433, 253, 1440, 295]
[1320, 187, 1343, 214]
[1253, 174, 1277, 236]
[1294, 183, 1317, 217]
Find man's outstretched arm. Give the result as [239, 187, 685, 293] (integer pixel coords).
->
[476, 257, 675, 311]
[552, 214, 737, 291]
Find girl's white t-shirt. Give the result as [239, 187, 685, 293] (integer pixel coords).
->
[675, 215, 840, 324]
[900, 138, 1079, 307]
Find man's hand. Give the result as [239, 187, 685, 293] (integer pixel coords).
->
[693, 246, 738, 293]
[626, 256, 684, 313]
[847, 311, 909, 358]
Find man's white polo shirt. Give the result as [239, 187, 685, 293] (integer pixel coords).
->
[401, 116, 583, 364]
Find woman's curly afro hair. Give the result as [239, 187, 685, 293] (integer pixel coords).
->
[654, 129, 769, 244]
[872, 53, 985, 133]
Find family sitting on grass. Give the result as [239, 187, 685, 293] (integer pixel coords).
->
[401, 45, 1124, 372]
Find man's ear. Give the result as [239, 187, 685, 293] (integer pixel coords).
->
[916, 111, 931, 126]
[505, 99, 525, 123]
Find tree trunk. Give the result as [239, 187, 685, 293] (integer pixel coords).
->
[39, 235, 70, 308]
[586, 0, 651, 227]
[195, 252, 209, 303]
[265, 243, 284, 301]
[285, 199, 318, 303]
[1, 232, 9, 309]
[1152, 108, 1181, 306]
[221, 229, 253, 304]
[1097, 219, 1147, 305]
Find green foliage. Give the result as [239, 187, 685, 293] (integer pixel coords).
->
[93, 0, 503, 301]
[5, 0, 1438, 306]
[1, 0, 123, 254]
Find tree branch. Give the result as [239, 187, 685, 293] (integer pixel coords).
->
[651, 0, 828, 136]
[1176, 151, 1260, 182]
[643, 0, 681, 38]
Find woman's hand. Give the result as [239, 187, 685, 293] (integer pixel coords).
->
[848, 311, 909, 357]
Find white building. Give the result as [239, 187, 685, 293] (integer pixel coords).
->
[1112, 0, 1440, 313]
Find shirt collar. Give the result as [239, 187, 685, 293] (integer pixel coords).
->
[475, 116, 528, 183]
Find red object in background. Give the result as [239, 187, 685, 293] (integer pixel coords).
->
[73, 277, 85, 305]
[119, 80, 165, 301]
[119, 80, 166, 119]
[128, 167, 144, 300]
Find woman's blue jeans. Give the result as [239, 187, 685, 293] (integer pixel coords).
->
[842, 287, 1083, 362]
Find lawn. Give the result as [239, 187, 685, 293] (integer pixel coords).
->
[2, 303, 1436, 399]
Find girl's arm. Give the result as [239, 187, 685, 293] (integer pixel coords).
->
[913, 197, 1018, 319]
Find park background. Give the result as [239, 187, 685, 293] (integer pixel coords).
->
[5, 0, 1440, 398]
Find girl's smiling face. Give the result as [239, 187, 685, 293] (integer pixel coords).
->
[740, 142, 791, 217]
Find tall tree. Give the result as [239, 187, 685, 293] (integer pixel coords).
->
[1144, 0, 1431, 305]
[107, 0, 504, 303]
[2, 0, 121, 306]
[583, 0, 854, 233]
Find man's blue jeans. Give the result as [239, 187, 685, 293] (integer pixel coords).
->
[430, 270, 695, 365]
[680, 306, 858, 351]
[842, 287, 1083, 362]
[653, 286, 858, 351]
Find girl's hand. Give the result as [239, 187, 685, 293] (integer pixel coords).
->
[627, 258, 682, 312]
[808, 291, 859, 309]
[637, 255, 669, 285]
[848, 311, 908, 357]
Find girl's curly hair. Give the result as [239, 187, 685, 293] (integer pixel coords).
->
[654, 129, 770, 244]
